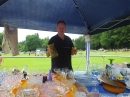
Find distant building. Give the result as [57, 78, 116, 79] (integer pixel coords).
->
[36, 48, 45, 56]
[36, 50, 40, 56]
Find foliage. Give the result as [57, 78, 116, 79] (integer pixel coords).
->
[0, 33, 3, 51]
[0, 25, 130, 51]
[41, 37, 49, 49]
[25, 33, 41, 51]
[91, 25, 130, 49]
[19, 41, 26, 51]
[91, 33, 101, 49]
[74, 36, 85, 50]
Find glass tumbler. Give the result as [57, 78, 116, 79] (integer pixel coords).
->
[117, 93, 130, 97]
[91, 80, 99, 93]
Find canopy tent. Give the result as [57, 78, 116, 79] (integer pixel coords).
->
[0, 0, 130, 35]
[0, 0, 130, 72]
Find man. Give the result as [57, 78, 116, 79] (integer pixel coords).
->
[46, 20, 77, 71]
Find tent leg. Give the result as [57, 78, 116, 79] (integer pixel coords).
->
[73, 35, 91, 77]
[74, 35, 91, 77]
[84, 34, 91, 74]
[86, 41, 90, 73]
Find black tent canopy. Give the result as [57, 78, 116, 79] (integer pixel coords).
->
[0, 0, 130, 35]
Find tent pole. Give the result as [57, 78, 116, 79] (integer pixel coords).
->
[84, 34, 91, 73]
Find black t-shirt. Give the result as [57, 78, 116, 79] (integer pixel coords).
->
[48, 34, 74, 71]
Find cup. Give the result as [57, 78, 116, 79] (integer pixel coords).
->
[16, 85, 39, 97]
[91, 80, 99, 92]
[101, 94, 117, 97]
[71, 47, 77, 55]
[117, 93, 130, 97]
[87, 92, 102, 97]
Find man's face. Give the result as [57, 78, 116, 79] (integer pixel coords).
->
[56, 23, 66, 34]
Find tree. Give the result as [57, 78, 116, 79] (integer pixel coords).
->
[41, 37, 49, 49]
[100, 25, 130, 49]
[0, 33, 3, 51]
[119, 25, 130, 48]
[74, 36, 85, 50]
[16, 24, 130, 51]
[25, 33, 41, 51]
[100, 30, 112, 49]
[91, 33, 101, 49]
[19, 41, 26, 51]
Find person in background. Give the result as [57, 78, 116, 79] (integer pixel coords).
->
[28, 51, 30, 56]
[0, 54, 3, 65]
[46, 20, 77, 72]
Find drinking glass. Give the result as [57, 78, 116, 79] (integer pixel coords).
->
[62, 67, 69, 73]
[67, 70, 74, 79]
[91, 64, 98, 76]
[86, 92, 102, 97]
[16, 85, 39, 97]
[117, 93, 130, 97]
[28, 73, 43, 86]
[124, 75, 130, 89]
[75, 92, 86, 97]
[0, 91, 15, 97]
[53, 67, 61, 74]
[41, 81, 69, 97]
[101, 94, 117, 97]
[0, 70, 5, 84]
[91, 80, 99, 93]
[91, 64, 99, 81]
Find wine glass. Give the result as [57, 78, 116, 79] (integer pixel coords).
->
[62, 67, 69, 73]
[53, 67, 61, 74]
[67, 70, 74, 79]
[41, 81, 69, 97]
[117, 93, 130, 97]
[91, 64, 99, 80]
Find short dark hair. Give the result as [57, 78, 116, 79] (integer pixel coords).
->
[57, 20, 66, 26]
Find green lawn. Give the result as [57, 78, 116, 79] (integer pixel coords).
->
[0, 51, 130, 73]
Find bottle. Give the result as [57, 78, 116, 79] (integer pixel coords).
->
[48, 43, 58, 58]
[48, 70, 52, 81]
[42, 75, 47, 83]
[22, 65, 28, 79]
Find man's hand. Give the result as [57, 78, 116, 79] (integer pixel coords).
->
[71, 47, 77, 55]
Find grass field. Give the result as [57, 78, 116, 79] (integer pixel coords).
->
[0, 51, 130, 73]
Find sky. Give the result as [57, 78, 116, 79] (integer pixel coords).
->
[0, 27, 82, 42]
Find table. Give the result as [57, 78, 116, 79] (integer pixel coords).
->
[74, 71, 130, 96]
[86, 84, 130, 96]
[76, 77, 130, 96]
